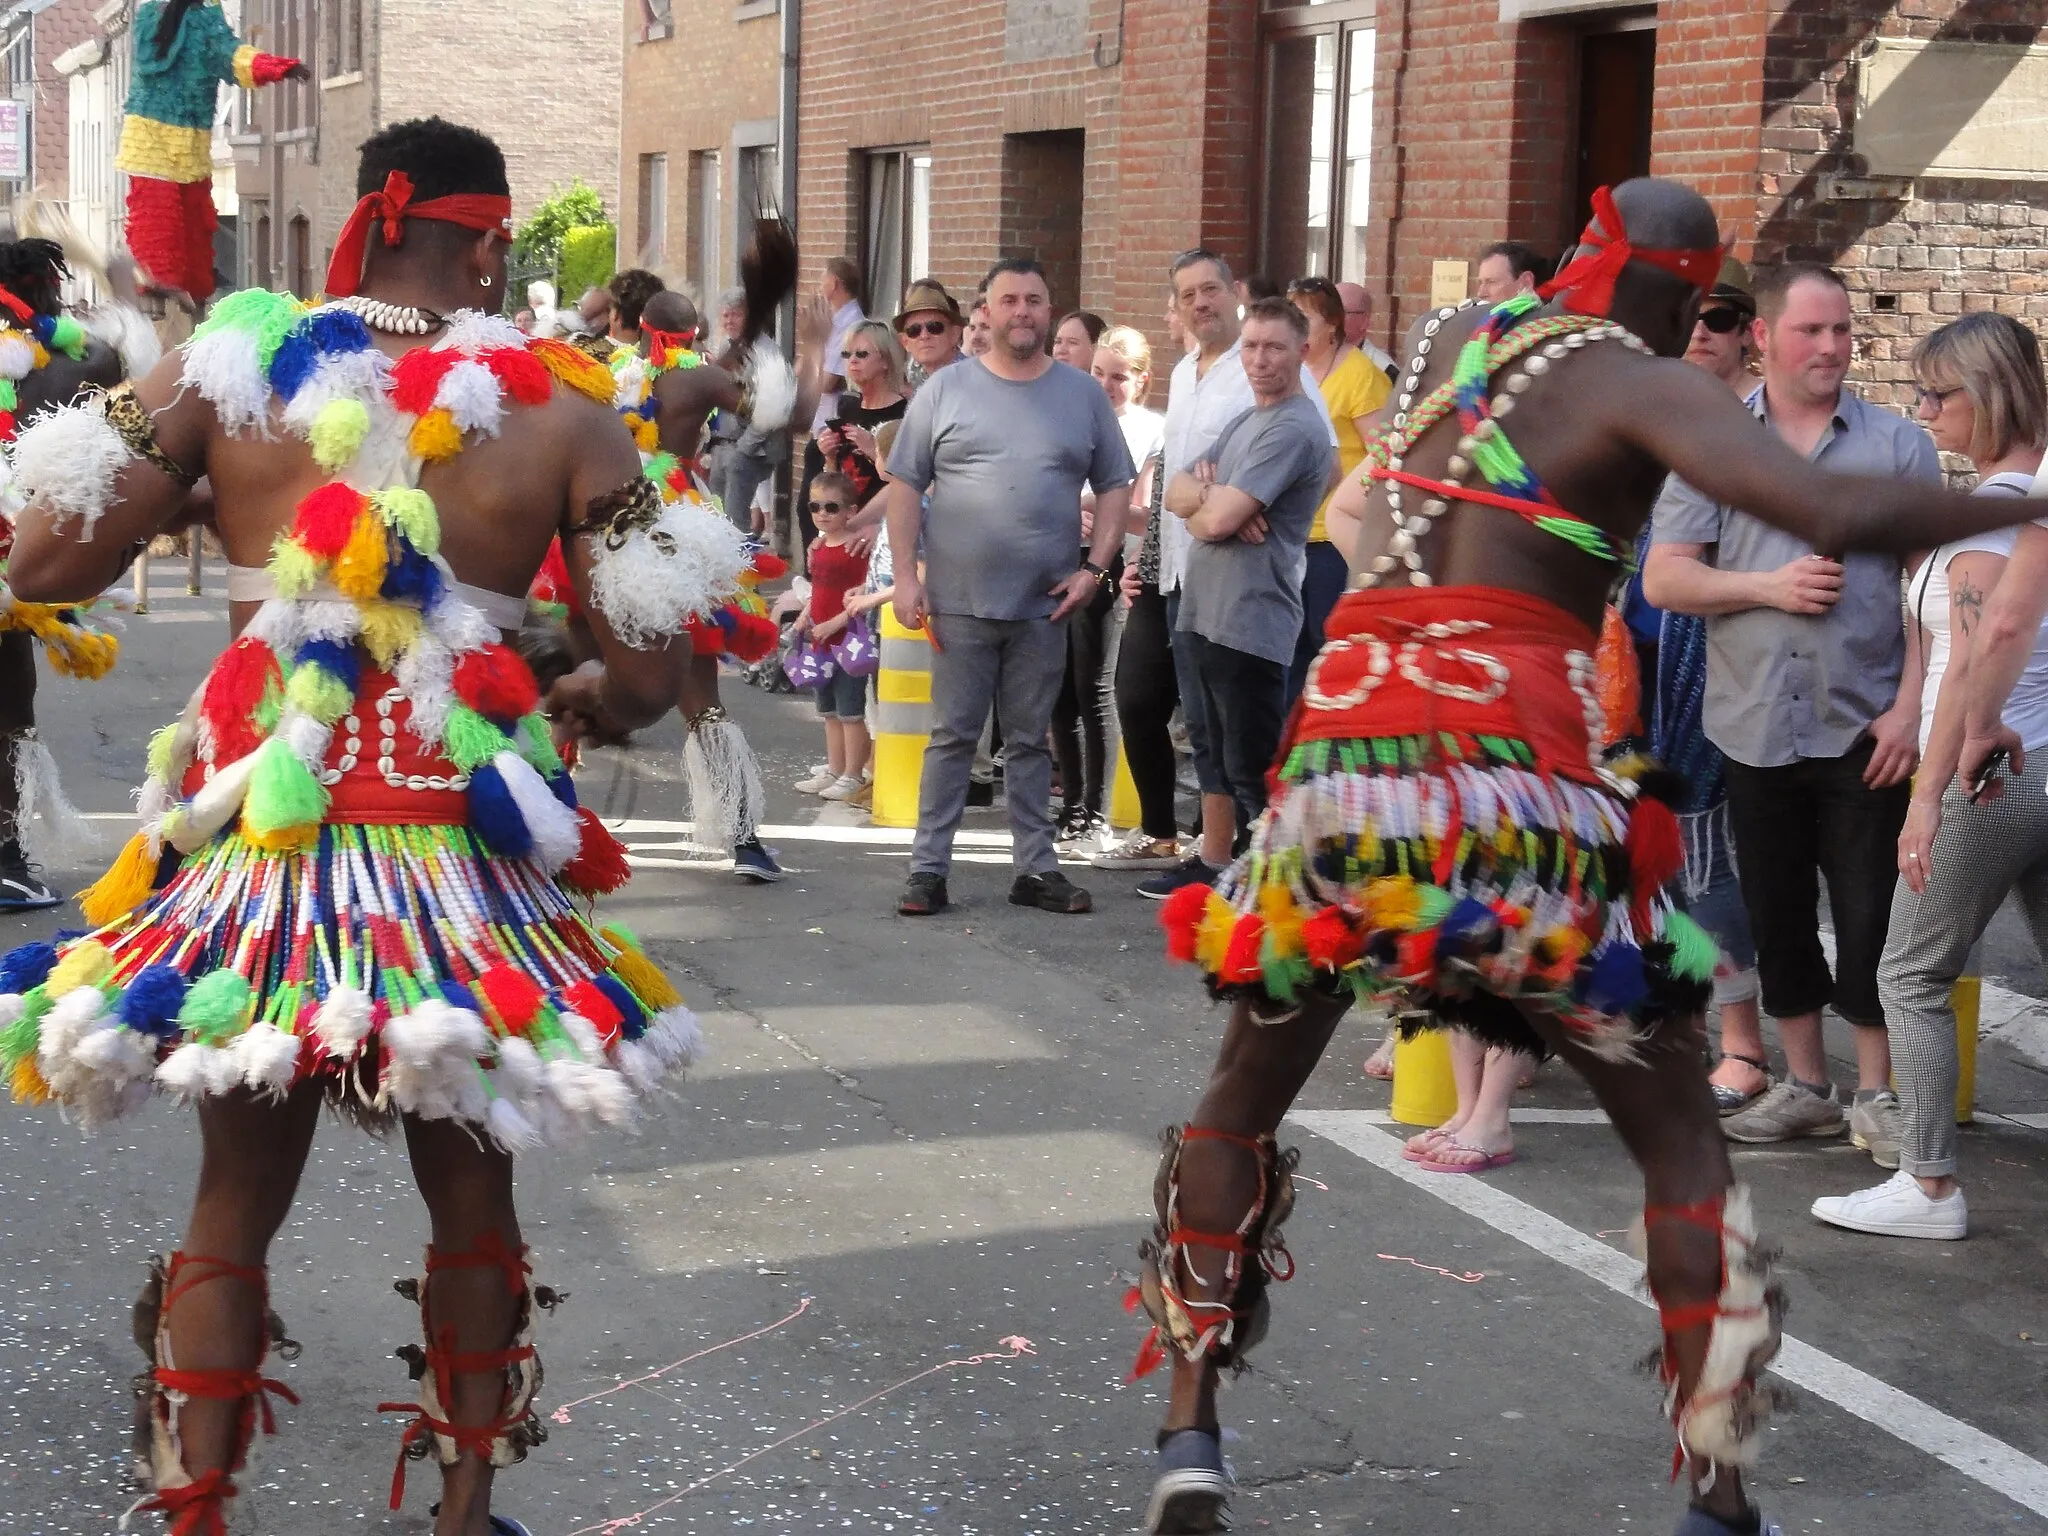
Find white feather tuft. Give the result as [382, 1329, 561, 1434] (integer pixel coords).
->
[440, 311, 528, 354]
[485, 1095, 543, 1153]
[80, 303, 164, 381]
[10, 404, 132, 537]
[311, 987, 374, 1058]
[181, 327, 273, 437]
[682, 715, 762, 852]
[492, 750, 581, 871]
[425, 586, 496, 654]
[0, 333, 38, 379]
[611, 1038, 661, 1095]
[744, 337, 797, 433]
[436, 360, 506, 438]
[280, 348, 389, 434]
[295, 600, 363, 646]
[556, 1010, 604, 1061]
[643, 1006, 704, 1071]
[242, 598, 310, 654]
[154, 1041, 218, 1100]
[15, 732, 99, 865]
[278, 709, 332, 771]
[395, 629, 455, 745]
[231, 1022, 302, 1100]
[491, 1033, 545, 1101]
[587, 502, 747, 648]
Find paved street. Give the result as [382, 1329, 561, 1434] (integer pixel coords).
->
[5, 563, 2048, 1535]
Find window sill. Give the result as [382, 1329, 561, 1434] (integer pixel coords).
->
[321, 70, 364, 90]
[275, 127, 316, 144]
[637, 23, 675, 42]
[733, 0, 778, 20]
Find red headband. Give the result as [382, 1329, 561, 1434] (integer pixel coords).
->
[323, 170, 514, 298]
[1538, 185, 1723, 318]
[643, 325, 698, 367]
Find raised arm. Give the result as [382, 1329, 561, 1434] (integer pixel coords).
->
[8, 350, 209, 603]
[1618, 357, 2025, 554]
[546, 395, 688, 736]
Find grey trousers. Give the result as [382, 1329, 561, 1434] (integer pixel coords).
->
[1877, 755, 2048, 1177]
[722, 435, 777, 535]
[912, 613, 1068, 878]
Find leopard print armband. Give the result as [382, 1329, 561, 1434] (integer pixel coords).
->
[103, 384, 201, 489]
[568, 476, 670, 554]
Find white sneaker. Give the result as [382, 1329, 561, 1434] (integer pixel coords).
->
[819, 774, 863, 801]
[1811, 1170, 1966, 1240]
[795, 768, 839, 794]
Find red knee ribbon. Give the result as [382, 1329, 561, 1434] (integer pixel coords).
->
[424, 1230, 532, 1296]
[138, 1469, 238, 1536]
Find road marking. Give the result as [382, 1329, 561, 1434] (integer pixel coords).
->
[1291, 1109, 2048, 1520]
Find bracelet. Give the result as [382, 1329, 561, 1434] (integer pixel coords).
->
[1081, 560, 1109, 583]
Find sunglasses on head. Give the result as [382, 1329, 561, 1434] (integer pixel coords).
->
[1697, 305, 1752, 334]
[809, 499, 845, 514]
[899, 319, 950, 339]
[842, 348, 873, 361]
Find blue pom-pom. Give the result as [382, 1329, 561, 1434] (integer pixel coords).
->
[466, 763, 534, 858]
[380, 544, 443, 605]
[713, 608, 736, 633]
[1437, 895, 1499, 952]
[308, 309, 373, 353]
[294, 636, 361, 692]
[1580, 941, 1649, 1017]
[52, 928, 88, 944]
[0, 940, 58, 994]
[546, 770, 577, 810]
[267, 327, 320, 400]
[118, 965, 189, 1039]
[441, 979, 481, 1016]
[592, 973, 646, 1039]
[29, 313, 54, 345]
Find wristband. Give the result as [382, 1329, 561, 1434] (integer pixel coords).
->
[1081, 560, 1109, 583]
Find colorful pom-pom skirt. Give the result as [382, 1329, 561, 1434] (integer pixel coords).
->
[1160, 585, 1714, 1061]
[0, 709, 695, 1141]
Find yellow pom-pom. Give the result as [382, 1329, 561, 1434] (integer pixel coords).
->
[269, 537, 321, 598]
[47, 940, 113, 999]
[358, 601, 422, 669]
[332, 508, 389, 601]
[1257, 882, 1305, 955]
[309, 397, 372, 470]
[242, 820, 320, 853]
[78, 832, 159, 929]
[600, 926, 684, 1011]
[285, 660, 353, 722]
[374, 487, 440, 554]
[633, 419, 660, 453]
[409, 408, 463, 462]
[10, 1055, 48, 1104]
[1363, 875, 1422, 932]
[27, 341, 47, 371]
[1193, 890, 1236, 974]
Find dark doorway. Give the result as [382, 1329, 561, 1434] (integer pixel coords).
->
[1572, 27, 1656, 242]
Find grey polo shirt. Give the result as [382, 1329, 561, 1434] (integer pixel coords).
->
[1650, 384, 1940, 769]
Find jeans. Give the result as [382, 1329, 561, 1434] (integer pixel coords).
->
[1722, 737, 1909, 1026]
[1113, 582, 1180, 841]
[1178, 630, 1287, 847]
[722, 431, 777, 536]
[911, 614, 1068, 878]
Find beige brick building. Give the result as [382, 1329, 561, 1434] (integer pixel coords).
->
[618, 0, 779, 300]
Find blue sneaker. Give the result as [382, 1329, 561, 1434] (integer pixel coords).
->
[732, 838, 785, 883]
[491, 1520, 533, 1536]
[1136, 855, 1220, 902]
[1145, 1428, 1229, 1533]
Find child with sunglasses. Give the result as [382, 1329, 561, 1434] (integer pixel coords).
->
[793, 471, 874, 800]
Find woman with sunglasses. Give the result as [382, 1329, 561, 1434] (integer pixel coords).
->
[816, 319, 910, 520]
[1811, 311, 2048, 1242]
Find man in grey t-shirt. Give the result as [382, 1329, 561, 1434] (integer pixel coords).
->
[884, 258, 1135, 916]
[1167, 299, 1334, 847]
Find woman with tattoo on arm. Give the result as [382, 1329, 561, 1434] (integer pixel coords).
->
[1813, 312, 2048, 1241]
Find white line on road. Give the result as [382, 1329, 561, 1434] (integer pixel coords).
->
[1291, 1108, 2048, 1520]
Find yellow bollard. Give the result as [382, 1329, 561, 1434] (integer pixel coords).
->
[871, 607, 934, 828]
[1389, 1026, 1460, 1127]
[1953, 974, 1979, 1125]
[1109, 743, 1140, 830]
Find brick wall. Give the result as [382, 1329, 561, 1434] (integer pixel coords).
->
[619, 0, 779, 296]
[998, 129, 1085, 311]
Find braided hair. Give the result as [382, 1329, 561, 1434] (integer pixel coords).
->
[0, 238, 70, 316]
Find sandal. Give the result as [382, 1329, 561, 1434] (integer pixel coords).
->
[1401, 1125, 1455, 1162]
[1710, 1052, 1771, 1116]
[1417, 1139, 1516, 1175]
[1363, 1034, 1396, 1081]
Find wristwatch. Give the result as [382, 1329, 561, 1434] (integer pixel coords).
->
[1081, 559, 1110, 583]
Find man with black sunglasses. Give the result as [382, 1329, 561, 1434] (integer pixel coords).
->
[894, 279, 965, 390]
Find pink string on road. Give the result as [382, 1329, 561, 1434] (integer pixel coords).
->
[561, 1333, 1039, 1535]
[550, 1296, 815, 1425]
[1376, 1252, 1485, 1284]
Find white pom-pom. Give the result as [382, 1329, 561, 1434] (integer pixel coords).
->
[611, 1038, 660, 1094]
[436, 360, 506, 437]
[0, 333, 39, 379]
[542, 1055, 592, 1121]
[587, 502, 747, 648]
[642, 1007, 703, 1071]
[181, 327, 272, 437]
[231, 1022, 301, 1100]
[611, 355, 648, 411]
[155, 1042, 219, 1100]
[426, 586, 496, 654]
[0, 995, 23, 1027]
[312, 987, 374, 1058]
[75, 1024, 157, 1082]
[295, 600, 363, 646]
[556, 1009, 603, 1061]
[440, 311, 528, 354]
[278, 709, 332, 771]
[492, 1034, 544, 1100]
[449, 1060, 491, 1125]
[10, 404, 132, 537]
[486, 1095, 542, 1152]
[202, 1042, 244, 1096]
[744, 337, 798, 433]
[395, 630, 455, 745]
[242, 599, 309, 654]
[281, 348, 388, 435]
[492, 751, 581, 871]
[171, 750, 259, 852]
[382, 1004, 452, 1069]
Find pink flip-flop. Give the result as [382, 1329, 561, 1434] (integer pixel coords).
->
[1417, 1140, 1516, 1175]
[1401, 1126, 1453, 1163]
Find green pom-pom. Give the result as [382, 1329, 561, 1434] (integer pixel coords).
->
[1413, 883, 1455, 930]
[269, 537, 320, 598]
[47, 313, 87, 360]
[242, 737, 330, 836]
[643, 451, 678, 487]
[285, 662, 353, 723]
[443, 705, 513, 774]
[309, 398, 371, 471]
[518, 714, 563, 778]
[146, 722, 182, 783]
[193, 288, 298, 344]
[0, 986, 47, 1066]
[1662, 910, 1720, 984]
[254, 308, 307, 370]
[374, 488, 439, 554]
[177, 969, 253, 1043]
[0, 379, 15, 412]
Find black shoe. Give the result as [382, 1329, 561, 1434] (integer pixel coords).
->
[491, 1520, 535, 1536]
[966, 779, 996, 808]
[898, 872, 948, 916]
[0, 841, 59, 912]
[1137, 854, 1219, 902]
[731, 838, 785, 883]
[1009, 870, 1092, 913]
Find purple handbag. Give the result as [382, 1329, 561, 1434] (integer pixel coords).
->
[832, 615, 880, 677]
[782, 639, 837, 689]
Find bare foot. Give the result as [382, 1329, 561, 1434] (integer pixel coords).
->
[1363, 1034, 1396, 1081]
[1403, 1115, 1464, 1160]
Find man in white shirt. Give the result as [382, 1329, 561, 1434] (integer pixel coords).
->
[1136, 249, 1337, 900]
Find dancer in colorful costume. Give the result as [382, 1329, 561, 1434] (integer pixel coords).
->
[5, 119, 718, 1536]
[118, 0, 307, 302]
[0, 236, 153, 908]
[1132, 178, 2040, 1536]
